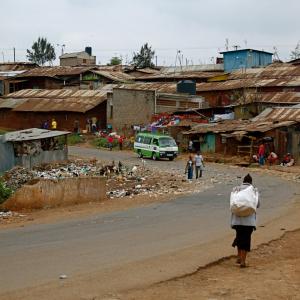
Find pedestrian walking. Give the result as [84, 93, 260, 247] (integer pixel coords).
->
[194, 151, 204, 179]
[118, 136, 124, 150]
[230, 174, 260, 268]
[185, 155, 194, 181]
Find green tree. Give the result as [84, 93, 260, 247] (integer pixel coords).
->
[27, 37, 56, 66]
[108, 56, 122, 65]
[290, 42, 300, 60]
[132, 43, 155, 68]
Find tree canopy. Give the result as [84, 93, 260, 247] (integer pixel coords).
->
[108, 56, 122, 65]
[27, 37, 56, 66]
[132, 43, 155, 68]
[290, 42, 300, 60]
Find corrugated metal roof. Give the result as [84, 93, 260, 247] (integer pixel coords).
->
[196, 77, 300, 92]
[253, 107, 300, 122]
[91, 70, 135, 82]
[138, 71, 223, 80]
[0, 71, 26, 77]
[16, 66, 95, 78]
[116, 82, 177, 93]
[6, 88, 109, 98]
[4, 128, 70, 142]
[228, 64, 300, 79]
[161, 64, 224, 73]
[184, 119, 297, 135]
[2, 87, 111, 113]
[239, 92, 300, 104]
[184, 106, 300, 135]
[0, 98, 27, 109]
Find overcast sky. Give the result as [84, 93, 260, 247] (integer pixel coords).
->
[1, 0, 299, 66]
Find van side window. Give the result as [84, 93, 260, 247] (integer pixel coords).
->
[135, 136, 144, 143]
[153, 139, 158, 146]
[143, 137, 152, 144]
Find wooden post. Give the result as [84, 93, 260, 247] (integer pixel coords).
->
[249, 138, 254, 163]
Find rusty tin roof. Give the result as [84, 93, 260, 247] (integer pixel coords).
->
[2, 87, 111, 113]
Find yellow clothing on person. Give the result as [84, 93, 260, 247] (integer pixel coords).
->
[51, 120, 57, 129]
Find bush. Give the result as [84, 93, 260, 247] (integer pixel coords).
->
[0, 181, 12, 204]
[67, 134, 85, 145]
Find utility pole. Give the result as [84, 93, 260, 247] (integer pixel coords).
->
[13, 47, 16, 62]
[155, 55, 157, 67]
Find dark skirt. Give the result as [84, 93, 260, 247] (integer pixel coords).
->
[232, 225, 255, 252]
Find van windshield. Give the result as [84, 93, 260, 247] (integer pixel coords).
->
[159, 137, 176, 147]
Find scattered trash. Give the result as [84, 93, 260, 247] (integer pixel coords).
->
[59, 274, 67, 279]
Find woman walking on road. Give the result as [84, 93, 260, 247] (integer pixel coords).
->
[185, 155, 194, 181]
[231, 174, 260, 268]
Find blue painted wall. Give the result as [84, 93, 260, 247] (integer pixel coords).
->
[200, 133, 215, 153]
[222, 49, 272, 72]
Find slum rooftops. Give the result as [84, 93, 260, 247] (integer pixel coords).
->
[15, 66, 96, 78]
[0, 62, 39, 71]
[90, 70, 135, 82]
[137, 71, 224, 81]
[116, 82, 177, 93]
[183, 106, 300, 135]
[236, 92, 300, 105]
[197, 64, 300, 91]
[1, 86, 112, 113]
[3, 128, 70, 142]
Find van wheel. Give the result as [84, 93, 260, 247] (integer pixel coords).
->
[138, 150, 143, 158]
[152, 153, 157, 160]
[169, 157, 174, 161]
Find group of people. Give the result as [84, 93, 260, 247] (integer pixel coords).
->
[41, 118, 57, 130]
[106, 135, 124, 151]
[253, 141, 295, 167]
[185, 151, 205, 180]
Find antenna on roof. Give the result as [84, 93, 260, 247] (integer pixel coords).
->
[57, 44, 66, 56]
[225, 38, 229, 51]
[273, 46, 281, 62]
[232, 45, 240, 51]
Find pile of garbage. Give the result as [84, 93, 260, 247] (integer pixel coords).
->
[2, 160, 139, 191]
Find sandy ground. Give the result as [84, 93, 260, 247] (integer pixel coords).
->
[120, 229, 300, 300]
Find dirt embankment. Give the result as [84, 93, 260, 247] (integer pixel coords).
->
[120, 229, 300, 300]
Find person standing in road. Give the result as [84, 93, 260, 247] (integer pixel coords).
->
[185, 155, 194, 181]
[194, 151, 204, 179]
[231, 174, 260, 268]
[258, 142, 265, 166]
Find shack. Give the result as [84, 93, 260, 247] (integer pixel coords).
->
[183, 106, 300, 163]
[0, 128, 70, 172]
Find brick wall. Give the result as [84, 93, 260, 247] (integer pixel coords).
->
[108, 88, 155, 133]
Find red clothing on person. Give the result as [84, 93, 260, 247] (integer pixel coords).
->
[107, 136, 113, 143]
[258, 144, 265, 156]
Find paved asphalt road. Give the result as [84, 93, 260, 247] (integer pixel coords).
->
[0, 147, 298, 294]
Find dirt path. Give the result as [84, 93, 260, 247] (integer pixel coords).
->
[121, 229, 300, 300]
